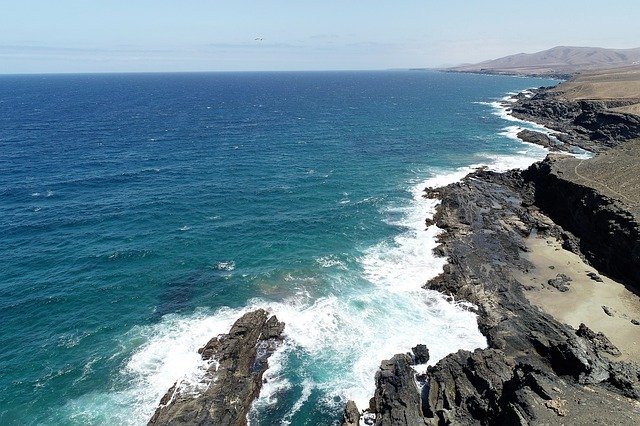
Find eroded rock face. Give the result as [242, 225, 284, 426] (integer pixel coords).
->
[422, 171, 640, 424]
[148, 309, 285, 426]
[522, 152, 640, 290]
[370, 354, 424, 426]
[341, 400, 360, 426]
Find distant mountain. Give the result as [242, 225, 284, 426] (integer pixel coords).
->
[449, 46, 640, 76]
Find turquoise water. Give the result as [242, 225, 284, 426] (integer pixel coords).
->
[0, 71, 556, 424]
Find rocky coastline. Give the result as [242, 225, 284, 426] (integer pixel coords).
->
[342, 82, 640, 424]
[510, 88, 640, 153]
[145, 78, 639, 425]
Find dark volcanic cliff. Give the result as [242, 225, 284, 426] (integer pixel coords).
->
[523, 143, 640, 290]
[339, 73, 640, 425]
[148, 309, 284, 426]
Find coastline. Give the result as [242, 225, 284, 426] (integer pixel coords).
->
[142, 73, 639, 425]
[343, 78, 640, 424]
[141, 79, 557, 425]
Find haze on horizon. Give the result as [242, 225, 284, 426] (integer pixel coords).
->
[1, 0, 639, 74]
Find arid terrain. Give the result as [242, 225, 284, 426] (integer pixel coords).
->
[449, 46, 640, 78]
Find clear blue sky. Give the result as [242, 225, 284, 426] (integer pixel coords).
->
[1, 0, 639, 73]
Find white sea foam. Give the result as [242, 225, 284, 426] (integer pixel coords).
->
[486, 93, 594, 160]
[215, 261, 236, 271]
[315, 255, 348, 270]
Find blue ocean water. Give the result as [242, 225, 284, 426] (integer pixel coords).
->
[0, 71, 556, 425]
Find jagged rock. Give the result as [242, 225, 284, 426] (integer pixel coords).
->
[576, 323, 621, 357]
[341, 400, 360, 426]
[608, 361, 640, 398]
[148, 309, 285, 426]
[510, 90, 640, 153]
[587, 271, 604, 282]
[517, 129, 571, 152]
[417, 169, 640, 424]
[369, 354, 424, 426]
[547, 273, 572, 291]
[412, 344, 430, 364]
[424, 349, 515, 423]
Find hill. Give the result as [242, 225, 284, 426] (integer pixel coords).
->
[449, 46, 640, 77]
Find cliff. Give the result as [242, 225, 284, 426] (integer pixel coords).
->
[523, 144, 640, 290]
[342, 74, 640, 422]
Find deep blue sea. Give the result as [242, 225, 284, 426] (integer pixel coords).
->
[0, 71, 556, 425]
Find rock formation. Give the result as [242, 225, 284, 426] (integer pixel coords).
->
[343, 165, 640, 424]
[510, 90, 640, 153]
[516, 129, 571, 152]
[522, 143, 640, 290]
[148, 309, 285, 426]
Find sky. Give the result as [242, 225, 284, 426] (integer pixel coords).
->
[1, 0, 639, 74]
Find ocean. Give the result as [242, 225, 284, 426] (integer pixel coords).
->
[0, 71, 557, 425]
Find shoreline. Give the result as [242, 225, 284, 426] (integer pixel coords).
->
[343, 77, 640, 424]
[142, 73, 640, 425]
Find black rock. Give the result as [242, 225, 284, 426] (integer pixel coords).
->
[369, 354, 423, 426]
[548, 273, 572, 291]
[341, 400, 360, 426]
[412, 344, 430, 364]
[576, 323, 621, 357]
[602, 306, 615, 317]
[148, 309, 285, 426]
[587, 271, 604, 282]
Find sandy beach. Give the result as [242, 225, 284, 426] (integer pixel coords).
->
[517, 235, 640, 361]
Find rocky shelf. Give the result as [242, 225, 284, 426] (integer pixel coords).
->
[148, 309, 284, 426]
[509, 89, 640, 153]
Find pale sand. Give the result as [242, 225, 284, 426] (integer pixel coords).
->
[516, 235, 640, 361]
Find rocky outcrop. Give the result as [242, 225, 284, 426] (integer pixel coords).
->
[346, 168, 640, 425]
[370, 354, 424, 425]
[341, 400, 361, 426]
[516, 129, 571, 152]
[510, 90, 640, 152]
[418, 170, 640, 424]
[148, 309, 285, 426]
[343, 346, 431, 425]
